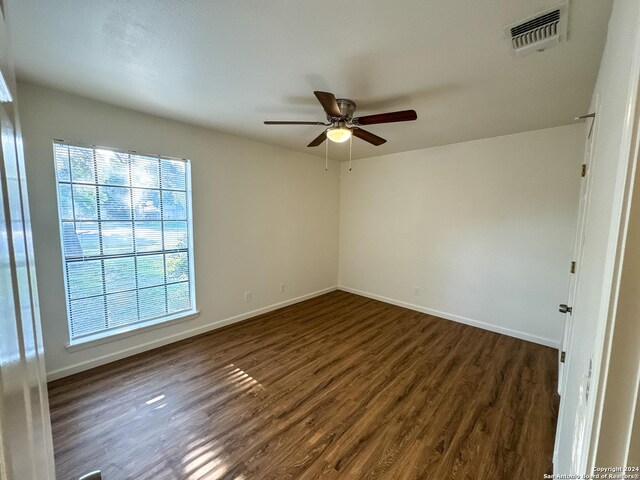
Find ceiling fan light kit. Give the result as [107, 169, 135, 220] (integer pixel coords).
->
[326, 126, 352, 143]
[264, 91, 417, 148]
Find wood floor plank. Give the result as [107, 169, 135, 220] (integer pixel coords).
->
[48, 290, 558, 480]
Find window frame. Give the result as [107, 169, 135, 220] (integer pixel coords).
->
[52, 140, 198, 347]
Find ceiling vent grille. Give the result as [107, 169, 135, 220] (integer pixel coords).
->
[507, 3, 568, 56]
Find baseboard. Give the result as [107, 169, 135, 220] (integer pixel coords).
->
[338, 285, 560, 349]
[46, 285, 338, 382]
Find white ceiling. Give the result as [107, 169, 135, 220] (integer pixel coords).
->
[6, 0, 612, 160]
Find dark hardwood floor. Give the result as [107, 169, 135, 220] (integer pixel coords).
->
[48, 290, 559, 480]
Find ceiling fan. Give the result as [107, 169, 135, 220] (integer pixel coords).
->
[264, 91, 417, 147]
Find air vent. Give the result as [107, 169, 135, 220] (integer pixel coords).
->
[506, 3, 568, 56]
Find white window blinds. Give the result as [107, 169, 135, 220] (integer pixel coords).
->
[53, 142, 195, 340]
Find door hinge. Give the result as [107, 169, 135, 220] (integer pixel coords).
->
[581, 164, 587, 177]
[570, 261, 576, 274]
[561, 351, 566, 363]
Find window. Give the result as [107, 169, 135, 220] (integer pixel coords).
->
[53, 141, 196, 342]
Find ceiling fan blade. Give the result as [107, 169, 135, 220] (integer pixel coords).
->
[353, 109, 417, 126]
[307, 131, 327, 147]
[264, 121, 327, 125]
[314, 91, 342, 118]
[352, 127, 387, 146]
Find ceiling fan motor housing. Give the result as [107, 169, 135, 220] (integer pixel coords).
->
[327, 99, 356, 122]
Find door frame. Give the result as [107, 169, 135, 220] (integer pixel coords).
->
[0, 4, 56, 479]
[553, 11, 640, 472]
[587, 23, 640, 469]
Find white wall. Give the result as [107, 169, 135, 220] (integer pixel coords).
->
[339, 125, 584, 347]
[18, 82, 588, 381]
[17, 82, 340, 380]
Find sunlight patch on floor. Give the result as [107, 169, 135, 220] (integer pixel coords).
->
[228, 364, 263, 390]
[144, 394, 167, 410]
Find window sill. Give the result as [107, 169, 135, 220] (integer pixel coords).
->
[66, 310, 200, 353]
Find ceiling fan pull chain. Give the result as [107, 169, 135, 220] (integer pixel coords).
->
[325, 139, 329, 171]
[349, 136, 352, 172]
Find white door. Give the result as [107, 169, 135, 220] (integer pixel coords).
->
[0, 5, 56, 480]
[554, 69, 640, 473]
[558, 108, 598, 396]
[553, 110, 597, 472]
[553, 103, 608, 474]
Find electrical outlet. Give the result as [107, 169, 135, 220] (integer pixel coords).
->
[244, 291, 253, 303]
[279, 283, 286, 294]
[413, 287, 420, 296]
